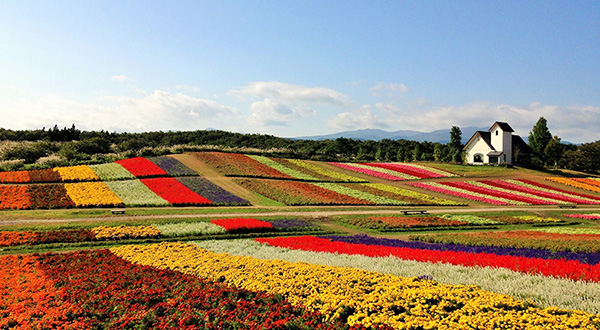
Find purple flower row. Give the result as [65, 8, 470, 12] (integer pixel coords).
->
[177, 177, 250, 206]
[264, 219, 317, 229]
[319, 234, 600, 265]
[148, 156, 198, 176]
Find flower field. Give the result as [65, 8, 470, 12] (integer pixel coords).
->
[110, 241, 600, 329]
[234, 179, 461, 206]
[337, 215, 472, 231]
[547, 177, 600, 194]
[409, 179, 600, 205]
[0, 176, 249, 210]
[194, 152, 294, 179]
[0, 156, 198, 183]
[330, 162, 457, 181]
[0, 218, 319, 247]
[411, 230, 600, 253]
[1, 250, 377, 330]
[565, 213, 600, 220]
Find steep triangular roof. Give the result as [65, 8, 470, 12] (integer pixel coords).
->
[463, 131, 495, 151]
[489, 122, 514, 132]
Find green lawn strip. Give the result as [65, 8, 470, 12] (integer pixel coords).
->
[0, 229, 335, 256]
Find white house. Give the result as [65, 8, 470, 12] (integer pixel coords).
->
[463, 122, 527, 165]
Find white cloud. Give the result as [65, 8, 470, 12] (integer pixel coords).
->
[327, 107, 390, 131]
[231, 81, 353, 126]
[369, 82, 409, 97]
[0, 87, 239, 132]
[327, 99, 600, 143]
[111, 75, 133, 82]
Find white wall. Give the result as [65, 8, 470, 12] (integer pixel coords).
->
[465, 137, 492, 164]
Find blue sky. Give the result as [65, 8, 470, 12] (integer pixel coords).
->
[1, 1, 599, 142]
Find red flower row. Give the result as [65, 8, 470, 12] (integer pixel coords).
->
[0, 250, 385, 329]
[141, 177, 212, 206]
[0, 229, 95, 247]
[361, 163, 446, 179]
[210, 218, 274, 232]
[257, 236, 600, 282]
[440, 181, 554, 205]
[116, 157, 168, 177]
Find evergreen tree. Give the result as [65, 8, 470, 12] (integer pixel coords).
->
[544, 136, 563, 170]
[528, 117, 553, 164]
[448, 126, 463, 163]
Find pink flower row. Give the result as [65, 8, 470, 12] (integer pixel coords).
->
[364, 163, 448, 179]
[564, 214, 600, 220]
[329, 163, 408, 181]
[408, 182, 512, 205]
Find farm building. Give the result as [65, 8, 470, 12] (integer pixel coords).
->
[463, 121, 528, 165]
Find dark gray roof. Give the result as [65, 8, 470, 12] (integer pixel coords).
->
[463, 131, 495, 150]
[490, 122, 514, 132]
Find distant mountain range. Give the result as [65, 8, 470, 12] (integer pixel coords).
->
[294, 127, 488, 144]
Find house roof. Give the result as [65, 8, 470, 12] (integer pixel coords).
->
[490, 121, 514, 132]
[463, 131, 495, 151]
[512, 135, 530, 151]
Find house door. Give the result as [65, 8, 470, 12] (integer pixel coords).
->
[489, 156, 498, 164]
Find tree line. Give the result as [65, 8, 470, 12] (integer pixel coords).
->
[0, 120, 599, 173]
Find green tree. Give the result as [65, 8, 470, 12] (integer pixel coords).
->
[447, 126, 463, 163]
[528, 117, 553, 165]
[544, 136, 563, 169]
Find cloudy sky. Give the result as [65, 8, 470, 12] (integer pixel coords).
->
[1, 1, 599, 142]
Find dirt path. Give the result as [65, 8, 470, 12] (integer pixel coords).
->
[3, 205, 599, 227]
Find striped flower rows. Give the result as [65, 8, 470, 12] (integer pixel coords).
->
[564, 214, 600, 220]
[409, 179, 600, 205]
[234, 178, 462, 206]
[1, 250, 367, 330]
[330, 162, 457, 181]
[112, 242, 600, 329]
[547, 177, 600, 194]
[258, 235, 600, 283]
[0, 177, 249, 210]
[0, 156, 198, 183]
[197, 238, 600, 315]
[0, 218, 317, 246]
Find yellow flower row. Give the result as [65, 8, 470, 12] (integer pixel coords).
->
[515, 215, 562, 223]
[288, 159, 365, 182]
[54, 165, 100, 182]
[64, 182, 123, 207]
[111, 242, 599, 329]
[365, 183, 462, 206]
[546, 177, 600, 194]
[92, 225, 161, 240]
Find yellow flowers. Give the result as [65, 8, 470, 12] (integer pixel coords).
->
[111, 242, 600, 329]
[92, 225, 161, 240]
[54, 165, 100, 182]
[64, 182, 123, 207]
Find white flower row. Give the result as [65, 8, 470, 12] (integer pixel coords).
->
[192, 238, 600, 314]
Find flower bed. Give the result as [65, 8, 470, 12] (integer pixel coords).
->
[234, 178, 371, 205]
[481, 179, 600, 204]
[89, 163, 135, 181]
[64, 182, 124, 207]
[248, 155, 319, 180]
[0, 168, 61, 183]
[258, 235, 600, 283]
[105, 179, 170, 206]
[194, 152, 293, 179]
[329, 162, 416, 181]
[91, 225, 161, 240]
[116, 157, 168, 177]
[0, 229, 95, 247]
[409, 182, 516, 205]
[148, 156, 198, 176]
[564, 214, 600, 220]
[113, 242, 600, 329]
[1, 250, 363, 330]
[210, 218, 274, 233]
[177, 177, 250, 206]
[338, 215, 469, 231]
[141, 177, 212, 206]
[411, 230, 600, 253]
[363, 162, 455, 179]
[362, 183, 465, 205]
[54, 165, 100, 182]
[196, 238, 600, 314]
[287, 159, 366, 182]
[0, 184, 76, 210]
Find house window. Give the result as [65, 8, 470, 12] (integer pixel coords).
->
[474, 154, 483, 163]
[495, 130, 498, 136]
